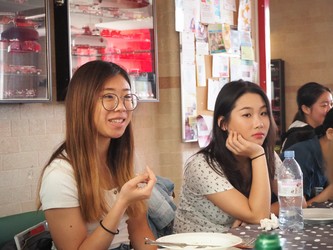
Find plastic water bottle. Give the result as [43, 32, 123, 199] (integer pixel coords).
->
[278, 150, 304, 231]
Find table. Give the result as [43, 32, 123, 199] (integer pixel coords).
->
[228, 201, 333, 249]
[229, 223, 333, 249]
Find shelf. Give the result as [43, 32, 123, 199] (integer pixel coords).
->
[54, 0, 158, 101]
[271, 59, 285, 146]
[0, 1, 51, 103]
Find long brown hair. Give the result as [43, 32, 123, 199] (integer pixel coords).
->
[37, 60, 145, 222]
[199, 80, 277, 196]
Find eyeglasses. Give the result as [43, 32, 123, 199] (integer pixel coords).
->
[100, 93, 139, 111]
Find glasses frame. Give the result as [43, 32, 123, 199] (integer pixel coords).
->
[100, 93, 139, 111]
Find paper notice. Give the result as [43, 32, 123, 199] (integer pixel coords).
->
[197, 115, 213, 148]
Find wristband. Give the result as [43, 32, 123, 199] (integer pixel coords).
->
[250, 153, 265, 161]
[99, 220, 119, 235]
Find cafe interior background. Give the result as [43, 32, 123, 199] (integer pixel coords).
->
[0, 0, 333, 217]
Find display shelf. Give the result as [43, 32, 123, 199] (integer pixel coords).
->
[271, 59, 285, 146]
[0, 0, 52, 103]
[55, 0, 158, 101]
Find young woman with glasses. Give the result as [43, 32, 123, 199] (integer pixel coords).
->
[37, 60, 157, 250]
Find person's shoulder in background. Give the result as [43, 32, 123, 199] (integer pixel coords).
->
[280, 123, 315, 152]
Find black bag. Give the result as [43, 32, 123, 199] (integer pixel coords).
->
[1, 231, 52, 250]
[1, 240, 16, 250]
[22, 231, 52, 250]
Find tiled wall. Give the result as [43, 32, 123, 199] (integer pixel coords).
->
[270, 0, 333, 127]
[0, 104, 66, 215]
[0, 0, 198, 217]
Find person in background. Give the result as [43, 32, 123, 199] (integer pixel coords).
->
[173, 80, 280, 233]
[281, 108, 333, 205]
[280, 82, 332, 152]
[37, 60, 157, 250]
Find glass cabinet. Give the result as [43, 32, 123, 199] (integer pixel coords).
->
[54, 0, 158, 101]
[271, 59, 285, 146]
[0, 0, 52, 103]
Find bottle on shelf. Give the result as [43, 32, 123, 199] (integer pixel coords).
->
[278, 150, 304, 231]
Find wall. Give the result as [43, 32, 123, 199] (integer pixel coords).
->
[270, 0, 333, 127]
[0, 0, 198, 217]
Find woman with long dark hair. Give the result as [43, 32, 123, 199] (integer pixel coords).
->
[282, 108, 333, 205]
[281, 82, 332, 151]
[174, 80, 279, 233]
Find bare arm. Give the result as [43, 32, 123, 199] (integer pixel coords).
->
[45, 200, 127, 250]
[127, 211, 157, 250]
[46, 169, 156, 250]
[307, 183, 333, 205]
[206, 131, 271, 224]
[270, 179, 279, 216]
[206, 154, 270, 224]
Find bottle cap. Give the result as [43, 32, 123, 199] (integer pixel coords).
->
[284, 150, 295, 158]
[254, 233, 282, 250]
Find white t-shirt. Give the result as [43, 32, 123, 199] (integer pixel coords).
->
[40, 158, 130, 249]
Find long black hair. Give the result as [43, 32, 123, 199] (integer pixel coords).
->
[293, 82, 332, 122]
[315, 108, 333, 138]
[198, 80, 277, 196]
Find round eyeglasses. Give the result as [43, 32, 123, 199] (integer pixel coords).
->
[100, 93, 139, 111]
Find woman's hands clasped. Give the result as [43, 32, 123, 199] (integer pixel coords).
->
[226, 130, 264, 159]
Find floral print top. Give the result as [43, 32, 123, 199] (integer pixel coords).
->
[173, 153, 235, 233]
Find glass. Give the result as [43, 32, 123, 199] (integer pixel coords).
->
[254, 233, 283, 250]
[0, 0, 52, 103]
[100, 93, 138, 111]
[54, 0, 159, 102]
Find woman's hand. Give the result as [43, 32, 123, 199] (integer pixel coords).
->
[307, 184, 333, 205]
[231, 219, 247, 228]
[226, 130, 264, 159]
[117, 166, 157, 207]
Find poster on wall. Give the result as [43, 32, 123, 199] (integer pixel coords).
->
[207, 78, 228, 111]
[181, 63, 197, 141]
[177, 0, 258, 144]
[238, 0, 252, 31]
[208, 23, 226, 53]
[180, 31, 198, 142]
[175, 0, 184, 32]
[197, 115, 213, 148]
[200, 1, 215, 24]
[183, 0, 200, 33]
